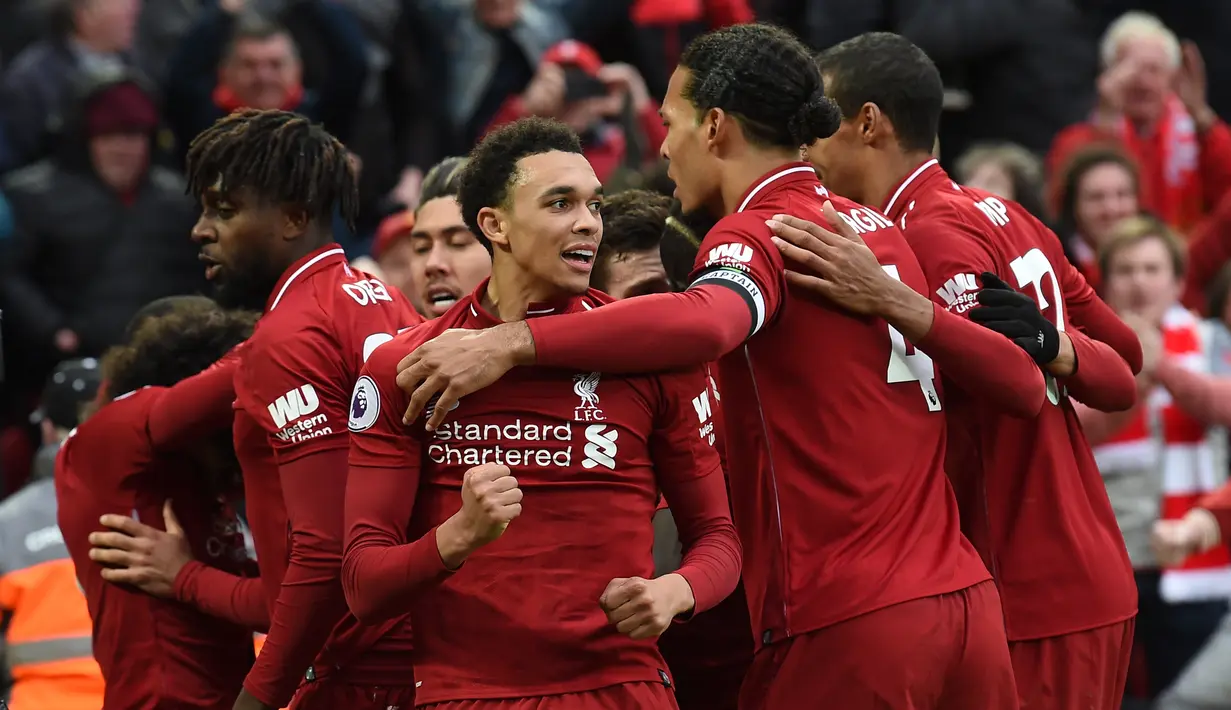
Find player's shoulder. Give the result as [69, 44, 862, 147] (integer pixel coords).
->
[67, 388, 160, 450]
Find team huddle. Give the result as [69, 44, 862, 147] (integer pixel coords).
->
[57, 25, 1142, 710]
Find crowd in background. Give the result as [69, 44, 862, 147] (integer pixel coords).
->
[3, 0, 1231, 708]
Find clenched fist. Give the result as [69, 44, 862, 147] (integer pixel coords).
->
[599, 574, 695, 640]
[437, 464, 522, 568]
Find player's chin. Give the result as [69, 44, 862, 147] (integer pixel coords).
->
[553, 268, 592, 295]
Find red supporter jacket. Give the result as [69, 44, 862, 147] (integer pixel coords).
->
[885, 158, 1141, 641]
[1047, 115, 1231, 233]
[232, 244, 423, 707]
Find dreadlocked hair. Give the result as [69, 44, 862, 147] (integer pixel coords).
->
[101, 304, 259, 403]
[185, 109, 359, 231]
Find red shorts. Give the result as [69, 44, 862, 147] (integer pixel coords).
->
[1009, 618, 1135, 710]
[738, 580, 1016, 710]
[289, 679, 417, 709]
[420, 682, 678, 709]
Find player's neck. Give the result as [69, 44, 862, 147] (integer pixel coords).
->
[720, 150, 801, 216]
[483, 260, 571, 322]
[867, 149, 933, 211]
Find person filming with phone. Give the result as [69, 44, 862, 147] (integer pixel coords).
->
[481, 40, 665, 182]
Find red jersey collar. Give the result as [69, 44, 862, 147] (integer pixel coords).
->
[462, 277, 597, 327]
[883, 158, 954, 221]
[266, 243, 347, 313]
[735, 162, 821, 213]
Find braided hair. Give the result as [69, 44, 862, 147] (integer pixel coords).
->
[679, 24, 841, 149]
[185, 109, 359, 231]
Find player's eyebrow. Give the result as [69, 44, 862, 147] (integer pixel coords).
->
[540, 184, 604, 201]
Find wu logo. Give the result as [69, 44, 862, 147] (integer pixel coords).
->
[582, 424, 619, 470]
[573, 372, 605, 422]
[692, 391, 712, 423]
[268, 385, 320, 428]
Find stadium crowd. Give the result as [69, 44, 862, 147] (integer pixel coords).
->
[2, 0, 1231, 709]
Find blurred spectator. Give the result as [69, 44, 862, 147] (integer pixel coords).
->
[1048, 12, 1231, 234]
[413, 0, 572, 156]
[758, 0, 1096, 161]
[0, 75, 204, 389]
[1076, 216, 1229, 699]
[954, 142, 1048, 222]
[370, 209, 417, 307]
[484, 40, 663, 182]
[162, 0, 368, 161]
[0, 358, 104, 710]
[1054, 144, 1142, 285]
[0, 0, 141, 173]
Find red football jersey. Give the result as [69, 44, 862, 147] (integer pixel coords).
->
[687, 163, 990, 648]
[657, 365, 754, 706]
[345, 284, 737, 704]
[57, 388, 255, 710]
[884, 159, 1139, 640]
[232, 244, 423, 704]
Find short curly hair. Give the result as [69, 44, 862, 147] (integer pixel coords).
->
[456, 117, 584, 253]
[680, 24, 840, 149]
[101, 302, 258, 402]
[593, 190, 673, 291]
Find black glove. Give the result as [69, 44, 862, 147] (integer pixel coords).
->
[968, 272, 1060, 366]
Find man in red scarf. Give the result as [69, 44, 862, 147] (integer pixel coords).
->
[1047, 11, 1231, 234]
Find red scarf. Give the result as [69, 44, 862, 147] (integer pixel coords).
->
[211, 83, 304, 114]
[1115, 96, 1202, 231]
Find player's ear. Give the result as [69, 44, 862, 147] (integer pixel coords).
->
[477, 206, 509, 250]
[704, 107, 724, 151]
[280, 207, 310, 241]
[856, 102, 879, 145]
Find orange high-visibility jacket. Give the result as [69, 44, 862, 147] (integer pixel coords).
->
[0, 475, 104, 709]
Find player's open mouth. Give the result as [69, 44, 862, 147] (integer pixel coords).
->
[425, 285, 459, 311]
[561, 245, 596, 272]
[199, 254, 222, 280]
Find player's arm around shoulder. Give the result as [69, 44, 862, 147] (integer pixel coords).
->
[896, 202, 1050, 417]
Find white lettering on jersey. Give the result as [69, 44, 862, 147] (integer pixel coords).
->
[935, 272, 980, 313]
[342, 279, 395, 306]
[363, 333, 395, 363]
[692, 390, 716, 445]
[267, 384, 320, 428]
[1008, 248, 1067, 405]
[838, 208, 895, 235]
[705, 243, 753, 267]
[974, 197, 1010, 227]
[582, 424, 619, 470]
[883, 265, 942, 411]
[349, 376, 381, 432]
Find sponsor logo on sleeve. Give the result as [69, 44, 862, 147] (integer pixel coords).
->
[703, 243, 754, 269]
[268, 384, 331, 442]
[348, 376, 381, 432]
[692, 390, 716, 445]
[935, 272, 979, 314]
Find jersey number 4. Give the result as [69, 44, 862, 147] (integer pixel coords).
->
[882, 265, 942, 411]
